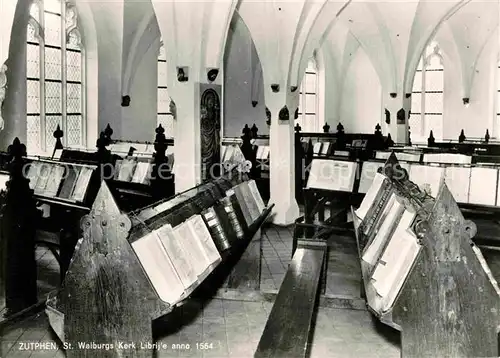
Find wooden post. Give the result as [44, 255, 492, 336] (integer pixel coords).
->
[294, 124, 303, 203]
[459, 129, 466, 143]
[104, 123, 113, 145]
[336, 122, 346, 150]
[427, 130, 435, 147]
[0, 138, 38, 316]
[151, 124, 174, 199]
[240, 125, 256, 179]
[62, 182, 169, 357]
[52, 124, 64, 159]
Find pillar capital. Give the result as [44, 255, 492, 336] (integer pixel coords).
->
[384, 90, 411, 145]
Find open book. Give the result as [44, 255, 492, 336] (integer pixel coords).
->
[131, 230, 185, 306]
[306, 159, 358, 192]
[355, 173, 387, 220]
[370, 209, 421, 313]
[362, 193, 405, 266]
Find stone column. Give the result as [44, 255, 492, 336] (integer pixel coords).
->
[167, 78, 202, 193]
[384, 91, 411, 144]
[267, 88, 300, 225]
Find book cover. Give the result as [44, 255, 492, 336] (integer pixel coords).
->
[58, 165, 79, 200]
[219, 197, 244, 241]
[230, 184, 255, 226]
[247, 179, 266, 214]
[225, 190, 249, 233]
[44, 164, 65, 197]
[201, 207, 232, 252]
[70, 167, 93, 202]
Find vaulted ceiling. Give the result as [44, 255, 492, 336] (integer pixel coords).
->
[2, 0, 499, 101]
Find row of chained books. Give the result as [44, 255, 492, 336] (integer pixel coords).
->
[131, 179, 266, 306]
[26, 159, 96, 203]
[354, 172, 421, 314]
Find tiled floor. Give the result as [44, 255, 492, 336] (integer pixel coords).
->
[1, 225, 401, 358]
[0, 243, 60, 320]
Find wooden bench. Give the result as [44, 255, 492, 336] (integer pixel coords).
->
[255, 239, 326, 358]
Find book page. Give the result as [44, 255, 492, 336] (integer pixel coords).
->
[131, 161, 153, 185]
[262, 146, 270, 160]
[220, 146, 227, 162]
[320, 142, 330, 156]
[34, 163, 52, 195]
[362, 194, 404, 266]
[172, 222, 210, 278]
[71, 167, 93, 202]
[409, 164, 444, 198]
[241, 181, 261, 221]
[256, 146, 265, 161]
[371, 210, 417, 300]
[358, 161, 384, 194]
[313, 142, 322, 155]
[58, 166, 79, 199]
[247, 180, 266, 213]
[53, 149, 63, 160]
[423, 153, 471, 165]
[381, 227, 420, 312]
[355, 173, 387, 220]
[187, 215, 221, 266]
[231, 185, 254, 226]
[117, 158, 137, 182]
[469, 167, 497, 206]
[0, 173, 9, 192]
[375, 151, 391, 160]
[44, 165, 65, 197]
[306, 159, 358, 192]
[444, 166, 471, 204]
[131, 231, 185, 305]
[26, 162, 41, 190]
[156, 224, 198, 290]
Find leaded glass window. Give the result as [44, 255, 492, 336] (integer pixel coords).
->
[157, 43, 174, 138]
[409, 42, 444, 142]
[296, 59, 320, 132]
[26, 0, 85, 154]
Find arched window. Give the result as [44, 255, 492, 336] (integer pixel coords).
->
[409, 42, 444, 142]
[296, 59, 320, 132]
[27, 0, 85, 154]
[157, 43, 174, 138]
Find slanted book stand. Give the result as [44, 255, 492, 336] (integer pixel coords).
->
[46, 175, 273, 358]
[353, 153, 500, 357]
